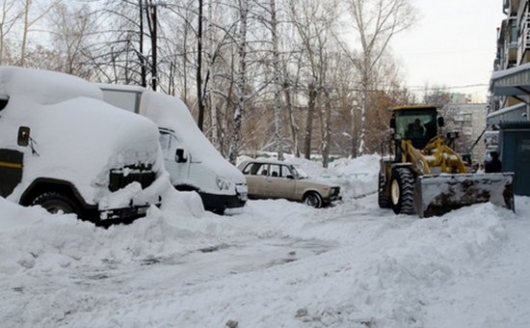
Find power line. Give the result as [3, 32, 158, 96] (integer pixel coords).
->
[405, 83, 488, 92]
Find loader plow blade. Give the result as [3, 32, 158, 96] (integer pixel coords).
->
[415, 173, 514, 218]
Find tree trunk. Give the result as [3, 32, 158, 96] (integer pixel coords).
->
[228, 0, 248, 165]
[304, 79, 317, 160]
[322, 88, 332, 168]
[284, 80, 299, 157]
[196, 0, 204, 130]
[207, 0, 219, 148]
[270, 0, 284, 160]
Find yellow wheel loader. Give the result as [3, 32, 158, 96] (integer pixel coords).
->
[378, 105, 514, 218]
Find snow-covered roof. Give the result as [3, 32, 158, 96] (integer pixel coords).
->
[490, 63, 530, 96]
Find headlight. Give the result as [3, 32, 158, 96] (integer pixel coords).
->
[216, 177, 231, 190]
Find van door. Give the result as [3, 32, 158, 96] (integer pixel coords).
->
[159, 130, 191, 186]
[0, 149, 23, 198]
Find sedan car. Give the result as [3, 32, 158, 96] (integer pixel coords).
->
[237, 159, 341, 208]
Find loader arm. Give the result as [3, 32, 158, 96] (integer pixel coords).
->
[421, 136, 467, 174]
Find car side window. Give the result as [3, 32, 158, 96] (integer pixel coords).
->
[243, 163, 261, 175]
[270, 165, 281, 177]
[256, 163, 269, 176]
[281, 165, 293, 179]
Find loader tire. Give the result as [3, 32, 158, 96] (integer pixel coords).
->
[378, 174, 391, 208]
[390, 168, 416, 215]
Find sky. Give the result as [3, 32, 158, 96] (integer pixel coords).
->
[391, 0, 506, 102]
[1, 154, 529, 328]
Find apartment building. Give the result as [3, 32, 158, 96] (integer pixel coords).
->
[489, 0, 530, 123]
[489, 0, 530, 196]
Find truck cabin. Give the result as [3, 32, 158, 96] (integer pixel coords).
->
[391, 106, 439, 149]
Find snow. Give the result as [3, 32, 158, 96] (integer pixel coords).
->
[139, 90, 244, 183]
[0, 66, 168, 209]
[1, 155, 529, 328]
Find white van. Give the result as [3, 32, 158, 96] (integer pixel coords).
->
[98, 84, 248, 214]
[0, 67, 169, 226]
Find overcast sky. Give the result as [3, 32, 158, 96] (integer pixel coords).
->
[390, 0, 506, 102]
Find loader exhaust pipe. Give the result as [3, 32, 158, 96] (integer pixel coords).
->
[415, 173, 515, 218]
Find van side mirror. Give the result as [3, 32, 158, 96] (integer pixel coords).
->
[17, 126, 30, 147]
[437, 116, 444, 127]
[175, 148, 187, 163]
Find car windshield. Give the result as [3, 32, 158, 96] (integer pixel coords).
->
[291, 164, 309, 179]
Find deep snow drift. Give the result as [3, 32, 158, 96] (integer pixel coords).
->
[1, 155, 529, 328]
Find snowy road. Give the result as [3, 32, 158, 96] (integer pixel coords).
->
[1, 155, 529, 328]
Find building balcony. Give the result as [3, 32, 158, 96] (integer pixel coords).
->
[518, 14, 530, 64]
[506, 0, 521, 16]
[505, 41, 518, 67]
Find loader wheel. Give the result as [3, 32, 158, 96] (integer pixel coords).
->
[390, 168, 416, 215]
[378, 174, 391, 208]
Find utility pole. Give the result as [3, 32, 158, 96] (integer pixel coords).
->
[197, 0, 205, 130]
[139, 0, 146, 87]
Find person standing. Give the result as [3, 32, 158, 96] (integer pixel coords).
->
[485, 151, 502, 173]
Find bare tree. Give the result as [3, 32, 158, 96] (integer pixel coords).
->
[0, 0, 23, 64]
[228, 0, 248, 165]
[345, 0, 416, 156]
[19, 0, 58, 66]
[287, 0, 339, 160]
[46, 2, 95, 78]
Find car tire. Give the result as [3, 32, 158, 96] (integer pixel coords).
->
[303, 192, 323, 208]
[31, 191, 83, 217]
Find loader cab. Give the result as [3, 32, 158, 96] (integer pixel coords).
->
[391, 105, 439, 149]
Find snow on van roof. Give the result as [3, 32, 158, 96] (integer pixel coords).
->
[0, 66, 103, 105]
[138, 90, 243, 179]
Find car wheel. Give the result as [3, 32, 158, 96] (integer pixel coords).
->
[303, 192, 323, 208]
[31, 191, 83, 217]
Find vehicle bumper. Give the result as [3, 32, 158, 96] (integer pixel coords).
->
[323, 194, 342, 206]
[198, 191, 247, 214]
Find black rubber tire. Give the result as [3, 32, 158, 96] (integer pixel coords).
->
[31, 191, 83, 217]
[378, 174, 391, 208]
[390, 168, 416, 215]
[303, 192, 323, 208]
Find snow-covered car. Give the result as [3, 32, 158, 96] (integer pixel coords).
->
[238, 159, 341, 208]
[0, 66, 170, 225]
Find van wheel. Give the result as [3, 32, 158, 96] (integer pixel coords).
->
[303, 192, 323, 208]
[31, 191, 82, 217]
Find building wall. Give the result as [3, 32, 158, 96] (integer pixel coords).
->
[445, 103, 487, 163]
